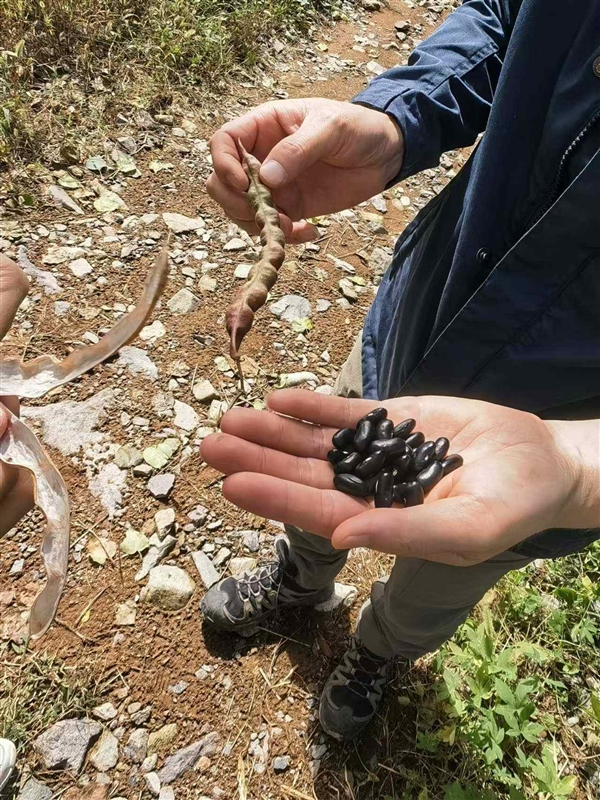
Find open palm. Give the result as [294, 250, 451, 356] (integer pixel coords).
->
[201, 389, 577, 566]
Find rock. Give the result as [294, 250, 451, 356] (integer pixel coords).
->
[158, 789, 175, 800]
[89, 729, 119, 771]
[173, 400, 199, 432]
[92, 702, 118, 722]
[198, 274, 216, 292]
[192, 379, 219, 403]
[191, 551, 220, 589]
[223, 237, 246, 251]
[54, 301, 71, 316]
[34, 718, 102, 773]
[371, 194, 387, 213]
[148, 723, 179, 755]
[42, 245, 86, 265]
[188, 505, 208, 526]
[248, 732, 269, 774]
[196, 755, 211, 772]
[162, 213, 205, 234]
[114, 600, 137, 626]
[168, 680, 188, 695]
[272, 755, 290, 773]
[229, 557, 257, 576]
[145, 773, 161, 796]
[117, 346, 158, 381]
[135, 535, 177, 581]
[69, 258, 93, 277]
[133, 463, 153, 478]
[141, 754, 158, 772]
[395, 19, 410, 31]
[316, 299, 331, 312]
[234, 263, 252, 279]
[147, 473, 175, 499]
[154, 508, 176, 538]
[277, 372, 319, 388]
[270, 294, 311, 322]
[167, 288, 200, 315]
[314, 582, 358, 612]
[18, 777, 53, 800]
[338, 278, 358, 301]
[23, 389, 115, 457]
[89, 463, 127, 518]
[157, 733, 220, 784]
[123, 728, 148, 764]
[140, 320, 166, 342]
[169, 359, 190, 377]
[18, 246, 62, 294]
[141, 566, 195, 610]
[48, 185, 84, 215]
[362, 0, 381, 9]
[366, 60, 385, 76]
[213, 547, 231, 568]
[114, 445, 143, 469]
[241, 531, 260, 553]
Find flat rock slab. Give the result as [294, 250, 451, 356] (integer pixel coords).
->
[18, 777, 53, 800]
[34, 718, 102, 773]
[269, 294, 311, 322]
[191, 551, 220, 589]
[162, 212, 205, 233]
[157, 732, 220, 784]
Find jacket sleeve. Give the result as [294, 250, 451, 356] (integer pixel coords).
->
[352, 0, 518, 181]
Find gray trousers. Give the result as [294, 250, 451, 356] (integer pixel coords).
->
[286, 335, 532, 660]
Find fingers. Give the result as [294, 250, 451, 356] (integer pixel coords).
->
[220, 406, 334, 459]
[201, 432, 334, 489]
[0, 254, 29, 340]
[210, 127, 253, 192]
[223, 472, 366, 538]
[331, 494, 496, 566]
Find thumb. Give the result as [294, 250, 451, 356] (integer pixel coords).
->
[331, 496, 497, 567]
[260, 116, 338, 188]
[0, 403, 9, 438]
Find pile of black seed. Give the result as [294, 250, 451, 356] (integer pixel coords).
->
[328, 408, 463, 508]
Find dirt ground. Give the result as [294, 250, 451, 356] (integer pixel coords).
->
[0, 2, 496, 798]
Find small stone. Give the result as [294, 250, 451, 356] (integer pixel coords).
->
[92, 702, 118, 722]
[145, 773, 161, 796]
[241, 531, 260, 553]
[192, 379, 219, 404]
[158, 789, 175, 800]
[118, 346, 158, 381]
[173, 400, 199, 432]
[162, 213, 205, 234]
[42, 245, 86, 265]
[123, 728, 149, 764]
[213, 547, 231, 568]
[167, 288, 200, 315]
[53, 301, 71, 317]
[142, 754, 158, 772]
[314, 582, 358, 612]
[158, 733, 220, 784]
[69, 258, 93, 277]
[9, 558, 24, 575]
[366, 60, 385, 75]
[114, 445, 143, 469]
[135, 535, 177, 581]
[140, 320, 166, 342]
[148, 724, 179, 755]
[362, 0, 381, 9]
[154, 508, 176, 538]
[339, 278, 358, 301]
[140, 566, 195, 610]
[34, 718, 102, 773]
[168, 680, 188, 695]
[147, 473, 175, 499]
[234, 263, 252, 279]
[272, 755, 290, 773]
[196, 756, 211, 772]
[133, 463, 153, 478]
[115, 600, 137, 626]
[188, 505, 208, 526]
[191, 551, 220, 589]
[198, 274, 217, 292]
[223, 237, 246, 251]
[89, 729, 119, 771]
[270, 294, 311, 322]
[18, 777, 52, 800]
[316, 299, 331, 312]
[229, 557, 257, 576]
[169, 359, 190, 377]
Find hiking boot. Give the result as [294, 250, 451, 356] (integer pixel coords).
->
[319, 637, 391, 741]
[200, 538, 334, 634]
[0, 738, 16, 792]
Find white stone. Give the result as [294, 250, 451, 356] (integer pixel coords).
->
[270, 294, 311, 322]
[192, 379, 219, 404]
[89, 729, 119, 771]
[89, 463, 127, 518]
[33, 718, 102, 773]
[234, 263, 252, 279]
[68, 257, 93, 277]
[154, 507, 176, 537]
[229, 557, 257, 576]
[141, 566, 195, 611]
[162, 212, 205, 234]
[139, 320, 166, 342]
[42, 245, 86, 265]
[117, 346, 158, 380]
[191, 551, 220, 588]
[314, 582, 358, 612]
[167, 288, 200, 315]
[223, 237, 246, 251]
[173, 400, 199, 431]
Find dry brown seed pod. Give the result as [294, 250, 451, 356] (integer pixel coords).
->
[226, 142, 286, 360]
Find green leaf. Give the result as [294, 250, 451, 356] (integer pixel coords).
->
[494, 678, 515, 706]
[120, 528, 149, 556]
[94, 189, 126, 213]
[85, 154, 109, 173]
[149, 160, 174, 173]
[58, 173, 80, 189]
[115, 153, 139, 176]
[590, 693, 600, 723]
[291, 316, 313, 333]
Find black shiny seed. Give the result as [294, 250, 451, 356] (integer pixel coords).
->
[332, 428, 355, 449]
[360, 407, 388, 425]
[406, 431, 425, 448]
[327, 448, 347, 465]
[434, 437, 450, 460]
[354, 419, 375, 453]
[333, 451, 363, 475]
[375, 470, 394, 508]
[367, 437, 407, 457]
[440, 454, 464, 475]
[376, 419, 394, 440]
[333, 473, 371, 498]
[393, 418, 416, 439]
[413, 441, 436, 471]
[355, 450, 386, 479]
[416, 461, 444, 491]
[393, 481, 424, 507]
[392, 453, 412, 481]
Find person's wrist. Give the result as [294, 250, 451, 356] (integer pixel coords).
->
[380, 113, 405, 185]
[546, 419, 600, 530]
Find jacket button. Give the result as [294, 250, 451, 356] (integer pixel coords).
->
[594, 56, 600, 78]
[476, 247, 492, 263]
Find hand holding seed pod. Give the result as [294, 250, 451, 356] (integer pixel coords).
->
[226, 142, 286, 360]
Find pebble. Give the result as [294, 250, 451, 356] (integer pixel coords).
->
[223, 237, 246, 251]
[114, 445, 143, 469]
[272, 755, 290, 773]
[229, 557, 257, 576]
[167, 288, 200, 315]
[34, 718, 102, 773]
[140, 566, 195, 610]
[158, 733, 220, 784]
[234, 263, 252, 279]
[241, 531, 260, 552]
[187, 505, 209, 526]
[270, 294, 311, 322]
[147, 473, 175, 499]
[192, 551, 220, 589]
[123, 728, 149, 764]
[154, 508, 176, 537]
[148, 723, 179, 755]
[17, 777, 53, 800]
[173, 400, 199, 432]
[89, 729, 119, 771]
[117, 346, 158, 381]
[162, 212, 205, 234]
[145, 772, 161, 796]
[69, 257, 93, 277]
[135, 535, 177, 581]
[192, 379, 219, 403]
[92, 702, 118, 721]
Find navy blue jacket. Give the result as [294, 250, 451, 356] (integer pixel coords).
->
[353, 0, 600, 559]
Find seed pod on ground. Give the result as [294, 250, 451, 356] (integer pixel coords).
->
[327, 448, 348, 465]
[393, 418, 416, 439]
[396, 480, 425, 507]
[406, 431, 425, 448]
[334, 451, 363, 475]
[367, 437, 407, 457]
[434, 437, 450, 460]
[376, 419, 394, 440]
[416, 461, 444, 491]
[333, 473, 371, 498]
[360, 407, 388, 425]
[332, 428, 355, 449]
[441, 454, 464, 475]
[414, 440, 436, 471]
[354, 419, 375, 453]
[375, 470, 394, 508]
[355, 450, 386, 479]
[392, 453, 412, 481]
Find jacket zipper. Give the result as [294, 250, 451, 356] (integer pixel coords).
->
[528, 108, 600, 229]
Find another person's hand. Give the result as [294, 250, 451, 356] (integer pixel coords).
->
[201, 390, 599, 566]
[0, 254, 34, 535]
[207, 98, 404, 243]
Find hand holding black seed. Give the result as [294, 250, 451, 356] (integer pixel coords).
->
[416, 460, 444, 491]
[413, 440, 436, 471]
[334, 451, 363, 474]
[354, 419, 375, 453]
[355, 450, 387, 479]
[406, 431, 425, 448]
[393, 418, 416, 439]
[376, 419, 394, 440]
[332, 428, 355, 449]
[375, 470, 394, 508]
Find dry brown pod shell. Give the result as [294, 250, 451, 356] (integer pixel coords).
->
[226, 142, 286, 360]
